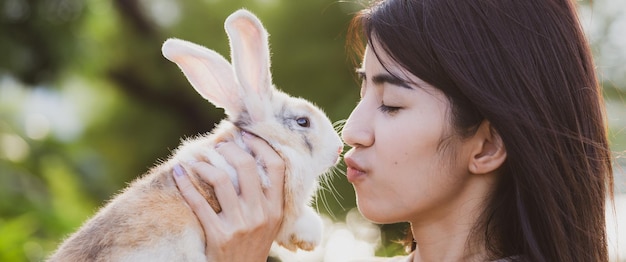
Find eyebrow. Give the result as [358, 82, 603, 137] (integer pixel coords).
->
[355, 68, 413, 90]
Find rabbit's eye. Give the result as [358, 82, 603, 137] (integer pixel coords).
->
[296, 117, 310, 128]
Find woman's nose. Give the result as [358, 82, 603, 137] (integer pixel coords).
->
[341, 101, 374, 148]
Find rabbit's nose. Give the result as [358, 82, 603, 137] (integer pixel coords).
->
[334, 146, 344, 164]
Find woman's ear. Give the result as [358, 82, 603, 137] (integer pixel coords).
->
[467, 120, 507, 175]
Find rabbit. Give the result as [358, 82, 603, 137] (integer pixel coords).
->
[47, 9, 343, 262]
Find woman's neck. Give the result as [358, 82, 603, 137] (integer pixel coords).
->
[410, 225, 487, 262]
[409, 174, 494, 262]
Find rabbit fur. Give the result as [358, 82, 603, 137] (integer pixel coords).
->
[47, 9, 343, 261]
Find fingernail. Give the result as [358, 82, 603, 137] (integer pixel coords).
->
[215, 142, 225, 148]
[173, 164, 186, 177]
[241, 130, 252, 139]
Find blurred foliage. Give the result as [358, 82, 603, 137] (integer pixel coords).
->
[0, 0, 624, 261]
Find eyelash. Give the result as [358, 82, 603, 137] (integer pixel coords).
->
[379, 104, 401, 114]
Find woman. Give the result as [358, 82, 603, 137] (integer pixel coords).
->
[172, 0, 614, 261]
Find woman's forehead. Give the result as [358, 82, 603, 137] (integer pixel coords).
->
[363, 41, 433, 91]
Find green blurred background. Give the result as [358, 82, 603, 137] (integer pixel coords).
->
[0, 0, 624, 261]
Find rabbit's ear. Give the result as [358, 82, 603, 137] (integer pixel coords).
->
[162, 38, 242, 116]
[225, 10, 273, 122]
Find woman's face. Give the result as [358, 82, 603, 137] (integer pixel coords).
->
[342, 42, 474, 224]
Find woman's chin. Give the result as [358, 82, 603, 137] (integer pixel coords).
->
[356, 200, 400, 224]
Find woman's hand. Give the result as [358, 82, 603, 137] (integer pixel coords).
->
[172, 132, 286, 262]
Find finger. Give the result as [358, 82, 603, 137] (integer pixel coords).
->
[215, 140, 264, 201]
[171, 164, 220, 226]
[190, 161, 241, 215]
[241, 131, 285, 206]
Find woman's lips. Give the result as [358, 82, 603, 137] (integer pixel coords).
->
[344, 156, 366, 183]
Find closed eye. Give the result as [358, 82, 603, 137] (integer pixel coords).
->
[379, 104, 401, 114]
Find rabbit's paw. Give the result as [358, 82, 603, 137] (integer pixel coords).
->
[277, 206, 323, 251]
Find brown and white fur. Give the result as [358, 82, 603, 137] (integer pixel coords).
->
[47, 9, 343, 261]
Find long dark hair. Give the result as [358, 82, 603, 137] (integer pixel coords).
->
[348, 0, 614, 261]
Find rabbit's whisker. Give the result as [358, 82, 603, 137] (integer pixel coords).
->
[315, 172, 336, 219]
[314, 165, 348, 220]
[332, 119, 347, 134]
